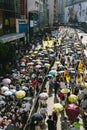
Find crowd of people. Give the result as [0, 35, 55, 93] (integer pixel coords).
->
[0, 26, 87, 130]
[29, 28, 87, 130]
[0, 28, 63, 130]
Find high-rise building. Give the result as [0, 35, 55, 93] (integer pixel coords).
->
[0, 0, 16, 35]
[27, 0, 49, 40]
[58, 0, 66, 23]
[54, 0, 58, 24]
[48, 0, 58, 26]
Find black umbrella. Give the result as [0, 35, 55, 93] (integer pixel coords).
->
[31, 112, 43, 121]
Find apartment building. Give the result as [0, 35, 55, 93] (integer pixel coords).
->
[0, 0, 15, 35]
[27, 0, 49, 40]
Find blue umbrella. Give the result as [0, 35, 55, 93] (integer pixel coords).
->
[49, 70, 57, 76]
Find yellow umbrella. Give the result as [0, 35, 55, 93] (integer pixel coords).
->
[44, 63, 50, 68]
[84, 82, 87, 88]
[53, 103, 64, 112]
[34, 51, 38, 54]
[68, 94, 78, 103]
[36, 59, 40, 62]
[61, 88, 70, 94]
[15, 90, 26, 99]
[55, 61, 61, 65]
[27, 62, 34, 66]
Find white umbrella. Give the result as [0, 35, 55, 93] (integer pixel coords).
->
[10, 89, 16, 94]
[3, 91, 13, 96]
[0, 100, 6, 107]
[39, 92, 48, 100]
[0, 95, 5, 100]
[21, 86, 29, 91]
[1, 86, 9, 92]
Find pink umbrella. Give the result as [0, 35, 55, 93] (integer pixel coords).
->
[2, 78, 11, 86]
[35, 65, 42, 69]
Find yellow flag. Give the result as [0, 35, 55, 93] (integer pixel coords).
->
[64, 69, 68, 78]
[78, 60, 83, 72]
[66, 74, 70, 81]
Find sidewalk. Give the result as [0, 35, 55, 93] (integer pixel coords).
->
[42, 62, 61, 130]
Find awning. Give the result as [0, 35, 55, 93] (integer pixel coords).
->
[0, 33, 25, 43]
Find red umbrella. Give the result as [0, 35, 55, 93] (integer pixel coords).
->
[20, 58, 26, 62]
[65, 104, 80, 119]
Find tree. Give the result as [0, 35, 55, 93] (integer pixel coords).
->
[0, 42, 16, 74]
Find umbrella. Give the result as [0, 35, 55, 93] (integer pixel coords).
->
[15, 90, 26, 99]
[3, 91, 13, 96]
[65, 104, 80, 119]
[31, 112, 43, 121]
[0, 95, 5, 100]
[56, 61, 61, 65]
[82, 88, 87, 94]
[35, 65, 42, 69]
[1, 86, 9, 92]
[68, 94, 78, 103]
[0, 100, 6, 107]
[10, 89, 16, 94]
[21, 86, 29, 91]
[61, 88, 70, 94]
[53, 103, 64, 112]
[46, 74, 53, 79]
[20, 62, 26, 67]
[23, 97, 33, 104]
[48, 48, 54, 52]
[36, 61, 43, 65]
[39, 92, 48, 100]
[27, 62, 34, 66]
[2, 78, 11, 85]
[84, 82, 87, 88]
[20, 58, 26, 62]
[49, 70, 57, 76]
[44, 63, 50, 68]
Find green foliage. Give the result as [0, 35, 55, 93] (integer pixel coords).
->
[0, 42, 15, 64]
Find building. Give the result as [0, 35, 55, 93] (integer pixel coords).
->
[48, 0, 54, 26]
[0, 0, 16, 35]
[53, 0, 58, 24]
[27, 0, 49, 40]
[0, 0, 26, 43]
[65, 0, 87, 23]
[58, 0, 66, 23]
[48, 0, 58, 26]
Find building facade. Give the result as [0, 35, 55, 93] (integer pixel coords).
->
[58, 0, 66, 23]
[65, 0, 87, 23]
[0, 0, 16, 35]
[27, 0, 49, 40]
[48, 0, 59, 26]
